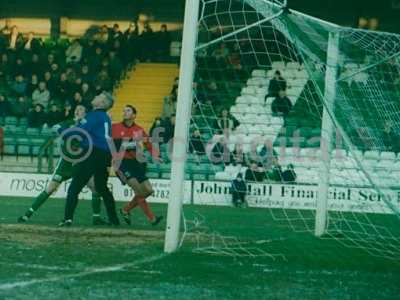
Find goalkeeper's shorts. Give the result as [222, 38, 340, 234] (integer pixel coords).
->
[50, 158, 73, 183]
[116, 159, 148, 184]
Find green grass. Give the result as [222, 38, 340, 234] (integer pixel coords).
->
[0, 196, 399, 300]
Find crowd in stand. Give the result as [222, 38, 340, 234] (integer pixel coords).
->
[0, 20, 172, 128]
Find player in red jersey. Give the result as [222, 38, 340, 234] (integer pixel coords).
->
[112, 105, 163, 226]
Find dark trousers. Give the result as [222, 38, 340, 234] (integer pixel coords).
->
[232, 192, 246, 207]
[64, 148, 119, 224]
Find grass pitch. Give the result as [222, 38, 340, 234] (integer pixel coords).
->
[0, 196, 399, 300]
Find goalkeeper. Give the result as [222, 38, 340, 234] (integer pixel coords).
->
[18, 105, 107, 225]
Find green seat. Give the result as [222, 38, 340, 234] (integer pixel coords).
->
[192, 173, 207, 180]
[17, 137, 31, 156]
[159, 163, 171, 173]
[41, 127, 54, 137]
[31, 138, 46, 156]
[3, 137, 17, 154]
[26, 128, 40, 137]
[18, 117, 28, 127]
[145, 172, 159, 179]
[161, 172, 171, 179]
[15, 127, 26, 136]
[147, 163, 160, 173]
[0, 116, 4, 126]
[4, 125, 17, 134]
[5, 116, 18, 126]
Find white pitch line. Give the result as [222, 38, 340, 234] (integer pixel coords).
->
[0, 254, 166, 291]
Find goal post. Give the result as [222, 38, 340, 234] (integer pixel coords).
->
[163, 0, 400, 260]
[164, 0, 201, 253]
[315, 31, 340, 237]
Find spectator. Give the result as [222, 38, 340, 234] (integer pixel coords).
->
[79, 64, 94, 85]
[12, 57, 25, 77]
[108, 51, 123, 82]
[231, 143, 246, 166]
[26, 54, 43, 76]
[0, 19, 12, 36]
[94, 69, 112, 91]
[245, 161, 265, 182]
[46, 103, 63, 126]
[212, 43, 230, 62]
[22, 32, 41, 53]
[8, 26, 24, 50]
[231, 173, 247, 208]
[164, 114, 176, 143]
[26, 73, 39, 97]
[72, 77, 83, 94]
[210, 135, 230, 164]
[281, 164, 297, 183]
[9, 74, 27, 97]
[204, 81, 220, 106]
[156, 24, 171, 60]
[162, 95, 176, 118]
[89, 47, 104, 72]
[97, 25, 109, 44]
[228, 43, 242, 70]
[11, 96, 30, 119]
[257, 139, 278, 168]
[65, 66, 77, 84]
[65, 39, 83, 64]
[170, 77, 179, 102]
[81, 83, 93, 108]
[28, 104, 46, 128]
[0, 94, 11, 117]
[55, 73, 71, 101]
[140, 22, 155, 61]
[62, 103, 74, 121]
[32, 81, 50, 108]
[189, 129, 205, 155]
[271, 89, 293, 117]
[0, 53, 10, 78]
[268, 70, 287, 97]
[109, 23, 123, 44]
[50, 63, 61, 81]
[124, 22, 139, 62]
[42, 54, 56, 73]
[214, 108, 239, 135]
[43, 71, 56, 95]
[149, 117, 165, 149]
[70, 91, 85, 111]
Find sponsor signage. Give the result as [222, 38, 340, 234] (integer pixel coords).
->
[1, 172, 400, 214]
[0, 172, 191, 204]
[193, 181, 400, 214]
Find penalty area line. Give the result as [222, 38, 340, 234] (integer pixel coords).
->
[0, 253, 166, 291]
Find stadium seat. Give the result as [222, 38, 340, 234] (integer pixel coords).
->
[271, 61, 285, 71]
[380, 151, 396, 160]
[4, 116, 18, 126]
[3, 137, 17, 155]
[16, 137, 31, 156]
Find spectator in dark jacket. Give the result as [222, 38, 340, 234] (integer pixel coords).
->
[189, 129, 205, 155]
[214, 108, 239, 135]
[156, 24, 171, 60]
[9, 74, 27, 97]
[271, 89, 292, 117]
[0, 94, 11, 117]
[12, 96, 30, 119]
[124, 22, 139, 62]
[26, 73, 39, 97]
[0, 53, 11, 78]
[231, 173, 247, 207]
[81, 83, 93, 108]
[164, 114, 176, 143]
[46, 103, 63, 126]
[268, 70, 287, 97]
[62, 103, 74, 121]
[26, 53, 43, 76]
[281, 164, 297, 183]
[28, 104, 47, 128]
[22, 32, 42, 53]
[140, 23, 155, 61]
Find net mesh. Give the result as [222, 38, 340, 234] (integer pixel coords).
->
[179, 0, 400, 260]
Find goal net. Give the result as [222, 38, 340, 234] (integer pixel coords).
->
[168, 0, 400, 260]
